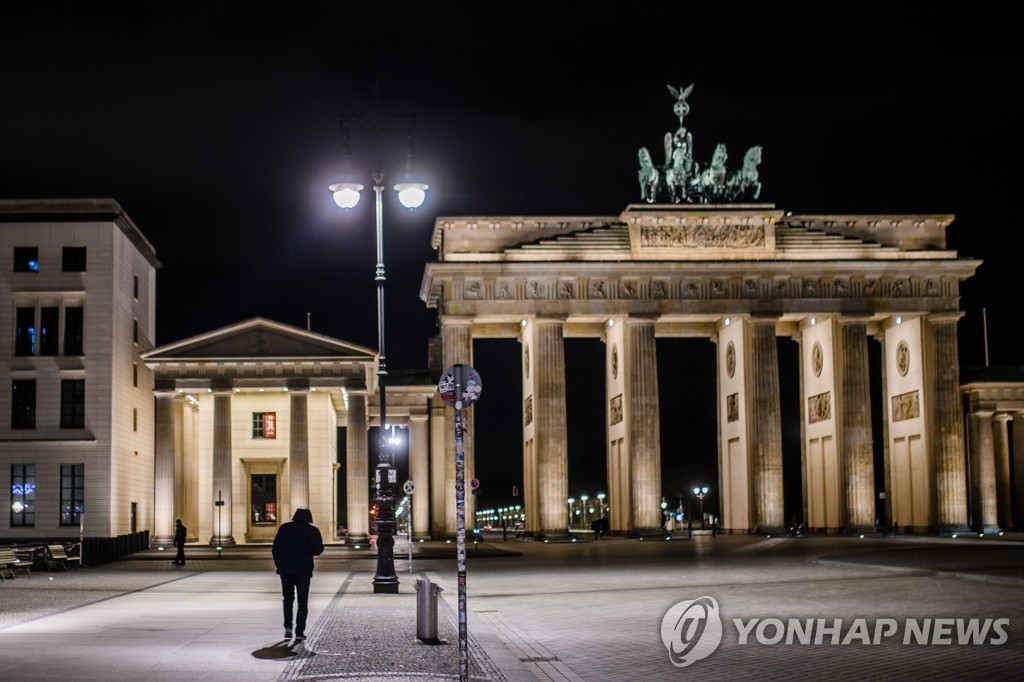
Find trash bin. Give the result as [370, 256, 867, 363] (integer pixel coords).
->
[415, 578, 443, 642]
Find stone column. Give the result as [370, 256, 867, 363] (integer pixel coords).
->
[429, 395, 447, 539]
[409, 415, 430, 540]
[346, 393, 370, 545]
[182, 400, 199, 541]
[875, 332, 893, 533]
[533, 319, 569, 536]
[838, 318, 875, 532]
[442, 320, 474, 537]
[625, 319, 662, 534]
[746, 317, 785, 531]
[927, 315, 969, 532]
[289, 389, 310, 510]
[968, 412, 999, 532]
[992, 414, 1013, 531]
[211, 389, 235, 546]
[1014, 413, 1024, 530]
[153, 390, 177, 546]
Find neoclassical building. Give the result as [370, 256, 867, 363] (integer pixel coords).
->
[420, 203, 994, 536]
[4, 199, 1021, 544]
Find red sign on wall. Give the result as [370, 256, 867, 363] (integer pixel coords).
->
[265, 502, 277, 521]
[265, 412, 276, 438]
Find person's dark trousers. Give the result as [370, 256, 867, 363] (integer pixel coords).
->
[175, 546, 185, 564]
[280, 574, 311, 634]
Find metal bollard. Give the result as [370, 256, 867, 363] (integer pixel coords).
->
[415, 578, 443, 642]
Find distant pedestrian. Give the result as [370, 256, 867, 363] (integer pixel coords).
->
[172, 519, 187, 565]
[272, 508, 324, 640]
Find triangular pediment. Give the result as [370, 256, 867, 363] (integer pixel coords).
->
[142, 318, 376, 362]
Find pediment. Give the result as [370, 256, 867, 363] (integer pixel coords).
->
[142, 317, 376, 362]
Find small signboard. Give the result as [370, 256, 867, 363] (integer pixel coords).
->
[403, 480, 415, 495]
[470, 478, 480, 490]
[438, 364, 483, 408]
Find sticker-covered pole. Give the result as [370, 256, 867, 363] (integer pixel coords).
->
[437, 362, 481, 682]
[454, 363, 468, 682]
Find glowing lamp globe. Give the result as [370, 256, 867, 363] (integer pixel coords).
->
[329, 182, 364, 209]
[394, 182, 428, 209]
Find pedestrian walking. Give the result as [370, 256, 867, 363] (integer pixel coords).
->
[172, 519, 187, 565]
[272, 508, 324, 640]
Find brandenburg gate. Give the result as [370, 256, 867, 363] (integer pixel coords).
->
[420, 205, 979, 537]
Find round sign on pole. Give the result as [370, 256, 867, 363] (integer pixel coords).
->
[470, 478, 480, 490]
[403, 480, 415, 495]
[438, 364, 482, 408]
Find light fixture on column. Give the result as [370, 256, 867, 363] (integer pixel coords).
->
[328, 111, 429, 594]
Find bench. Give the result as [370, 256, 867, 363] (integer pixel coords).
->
[0, 546, 32, 579]
[48, 544, 81, 570]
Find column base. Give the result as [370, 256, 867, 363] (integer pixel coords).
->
[938, 525, 971, 536]
[151, 535, 174, 547]
[534, 528, 572, 542]
[209, 536, 236, 548]
[629, 527, 672, 540]
[345, 534, 371, 547]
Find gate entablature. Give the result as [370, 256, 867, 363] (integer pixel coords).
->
[421, 205, 979, 327]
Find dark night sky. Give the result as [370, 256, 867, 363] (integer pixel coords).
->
[2, 4, 1019, 513]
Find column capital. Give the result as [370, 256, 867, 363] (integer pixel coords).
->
[927, 312, 966, 324]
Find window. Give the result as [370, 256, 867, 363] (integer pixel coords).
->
[10, 464, 35, 527]
[64, 307, 83, 355]
[11, 379, 36, 429]
[16, 304, 83, 356]
[250, 474, 277, 525]
[133, 363, 138, 387]
[13, 247, 38, 272]
[252, 412, 277, 438]
[60, 379, 85, 428]
[133, 275, 139, 300]
[133, 407, 138, 432]
[133, 319, 139, 344]
[15, 307, 35, 356]
[62, 246, 86, 272]
[40, 307, 59, 356]
[60, 464, 84, 526]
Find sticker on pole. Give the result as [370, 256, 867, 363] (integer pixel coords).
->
[403, 480, 415, 495]
[438, 364, 482, 408]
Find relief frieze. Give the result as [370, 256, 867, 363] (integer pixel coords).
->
[808, 391, 831, 424]
[892, 391, 920, 422]
[610, 394, 623, 425]
[727, 393, 739, 422]
[640, 223, 765, 249]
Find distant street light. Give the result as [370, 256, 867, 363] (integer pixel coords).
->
[330, 111, 428, 594]
[693, 486, 709, 529]
[567, 497, 575, 530]
[580, 494, 589, 529]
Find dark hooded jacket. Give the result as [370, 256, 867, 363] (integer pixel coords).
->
[272, 508, 325, 577]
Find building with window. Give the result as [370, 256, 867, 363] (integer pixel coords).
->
[0, 199, 158, 541]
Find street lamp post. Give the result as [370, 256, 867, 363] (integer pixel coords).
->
[567, 497, 575, 531]
[693, 486, 709, 530]
[330, 113, 428, 594]
[580, 494, 589, 529]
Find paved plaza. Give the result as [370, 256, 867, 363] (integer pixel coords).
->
[0, 534, 1021, 681]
